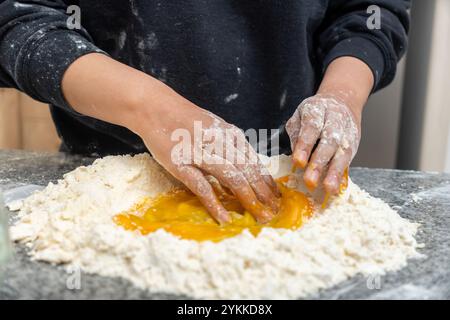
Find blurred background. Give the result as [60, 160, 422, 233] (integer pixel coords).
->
[352, 0, 450, 173]
[0, 0, 449, 173]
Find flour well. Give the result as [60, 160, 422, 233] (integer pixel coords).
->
[10, 154, 422, 299]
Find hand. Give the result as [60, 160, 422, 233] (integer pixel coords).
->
[286, 57, 373, 195]
[62, 54, 280, 225]
[286, 94, 361, 194]
[135, 101, 281, 224]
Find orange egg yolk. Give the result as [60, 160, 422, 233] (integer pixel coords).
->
[114, 178, 314, 242]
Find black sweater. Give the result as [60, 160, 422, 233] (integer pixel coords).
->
[0, 0, 410, 156]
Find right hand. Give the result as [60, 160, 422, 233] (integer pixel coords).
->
[62, 53, 280, 224]
[134, 99, 280, 224]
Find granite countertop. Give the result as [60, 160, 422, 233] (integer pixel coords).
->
[0, 149, 449, 300]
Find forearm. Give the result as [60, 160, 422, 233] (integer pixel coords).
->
[61, 53, 190, 134]
[62, 53, 279, 224]
[0, 1, 104, 103]
[317, 56, 374, 125]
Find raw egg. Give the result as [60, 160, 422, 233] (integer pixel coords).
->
[114, 178, 314, 242]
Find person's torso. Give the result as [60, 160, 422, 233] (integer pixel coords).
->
[55, 0, 329, 156]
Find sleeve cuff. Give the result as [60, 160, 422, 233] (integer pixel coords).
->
[19, 30, 106, 111]
[322, 36, 388, 92]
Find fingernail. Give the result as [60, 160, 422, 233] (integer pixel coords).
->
[304, 169, 319, 191]
[257, 209, 275, 224]
[299, 150, 308, 164]
[218, 209, 231, 225]
[294, 150, 308, 168]
[324, 176, 339, 195]
[259, 213, 273, 224]
[310, 169, 320, 183]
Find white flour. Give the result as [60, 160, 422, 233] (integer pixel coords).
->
[9, 154, 422, 299]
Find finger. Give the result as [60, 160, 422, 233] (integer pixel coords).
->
[236, 140, 281, 209]
[214, 125, 281, 198]
[243, 139, 281, 198]
[304, 139, 338, 191]
[293, 105, 325, 169]
[205, 175, 234, 201]
[198, 154, 275, 224]
[174, 165, 231, 224]
[218, 131, 281, 209]
[257, 160, 282, 197]
[304, 107, 344, 190]
[323, 147, 352, 195]
[235, 159, 281, 212]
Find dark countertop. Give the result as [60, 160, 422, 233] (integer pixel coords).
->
[0, 149, 449, 300]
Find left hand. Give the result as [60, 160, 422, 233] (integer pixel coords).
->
[286, 93, 361, 194]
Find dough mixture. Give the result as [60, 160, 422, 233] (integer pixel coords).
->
[9, 154, 422, 299]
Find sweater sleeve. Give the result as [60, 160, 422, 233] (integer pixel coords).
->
[0, 0, 105, 109]
[317, 0, 410, 91]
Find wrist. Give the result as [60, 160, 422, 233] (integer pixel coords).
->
[314, 91, 362, 128]
[125, 78, 195, 135]
[317, 57, 373, 127]
[124, 80, 167, 134]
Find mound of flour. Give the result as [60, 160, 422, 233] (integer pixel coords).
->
[10, 153, 422, 299]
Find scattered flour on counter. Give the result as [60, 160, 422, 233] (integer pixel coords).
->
[9, 153, 422, 299]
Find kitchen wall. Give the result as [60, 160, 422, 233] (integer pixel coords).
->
[397, 0, 450, 173]
[355, 0, 450, 173]
[352, 60, 406, 169]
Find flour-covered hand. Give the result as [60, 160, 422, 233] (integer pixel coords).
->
[286, 94, 361, 194]
[136, 102, 280, 225]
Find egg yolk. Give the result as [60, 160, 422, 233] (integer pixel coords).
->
[114, 178, 314, 242]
